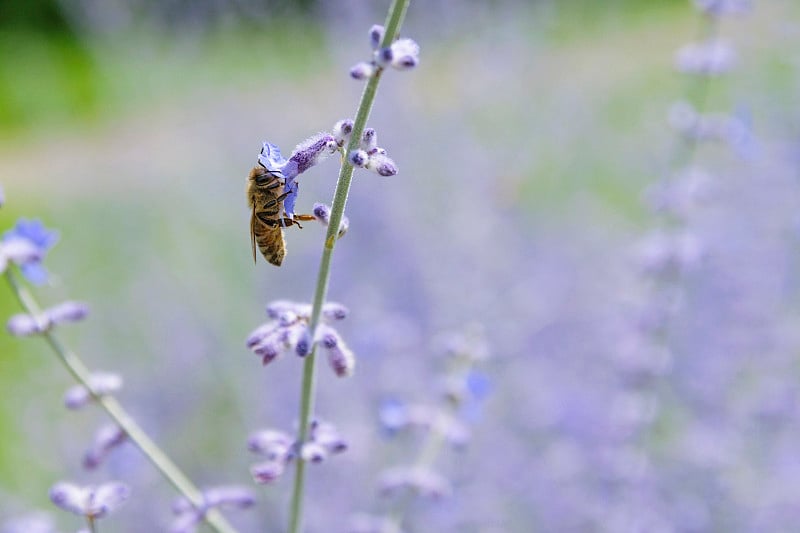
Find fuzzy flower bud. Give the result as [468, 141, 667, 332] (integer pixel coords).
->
[202, 486, 256, 510]
[312, 203, 350, 239]
[350, 62, 375, 80]
[349, 149, 369, 168]
[45, 301, 89, 325]
[64, 372, 123, 410]
[369, 25, 385, 50]
[6, 313, 47, 336]
[365, 153, 398, 176]
[285, 133, 337, 176]
[295, 325, 312, 357]
[375, 47, 393, 67]
[333, 119, 354, 146]
[322, 302, 349, 321]
[2, 219, 58, 285]
[83, 424, 127, 470]
[250, 460, 286, 484]
[388, 38, 420, 70]
[248, 429, 294, 461]
[361, 128, 378, 152]
[49, 481, 130, 519]
[318, 326, 356, 377]
[300, 441, 328, 463]
[311, 421, 348, 454]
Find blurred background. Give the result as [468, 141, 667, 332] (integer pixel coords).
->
[1, 0, 800, 531]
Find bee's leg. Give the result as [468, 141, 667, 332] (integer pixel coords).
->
[281, 214, 316, 229]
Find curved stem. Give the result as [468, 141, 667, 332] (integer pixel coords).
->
[4, 270, 237, 533]
[287, 2, 411, 532]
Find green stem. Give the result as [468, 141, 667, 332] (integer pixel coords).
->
[286, 2, 411, 532]
[4, 270, 237, 533]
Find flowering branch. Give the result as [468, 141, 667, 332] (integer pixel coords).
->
[3, 269, 238, 533]
[287, 1, 412, 532]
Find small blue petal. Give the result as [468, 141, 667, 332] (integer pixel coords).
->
[258, 142, 288, 173]
[466, 371, 491, 400]
[20, 263, 49, 285]
[4, 219, 59, 251]
[283, 180, 299, 219]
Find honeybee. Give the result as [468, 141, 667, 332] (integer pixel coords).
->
[247, 165, 314, 266]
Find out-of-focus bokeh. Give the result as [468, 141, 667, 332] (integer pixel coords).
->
[1, 0, 800, 531]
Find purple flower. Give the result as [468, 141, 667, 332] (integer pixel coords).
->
[83, 424, 127, 470]
[171, 486, 255, 533]
[2, 219, 59, 285]
[49, 481, 130, 519]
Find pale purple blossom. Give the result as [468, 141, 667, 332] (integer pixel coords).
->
[49, 481, 130, 519]
[2, 219, 59, 284]
[83, 424, 127, 470]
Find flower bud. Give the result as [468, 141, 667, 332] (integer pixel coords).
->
[300, 441, 328, 463]
[350, 62, 375, 80]
[250, 460, 285, 484]
[49, 482, 88, 516]
[45, 301, 89, 325]
[369, 25, 385, 50]
[375, 47, 393, 67]
[247, 429, 293, 459]
[202, 486, 256, 510]
[326, 343, 356, 378]
[288, 133, 337, 175]
[365, 153, 398, 176]
[295, 325, 313, 357]
[6, 313, 47, 336]
[333, 119, 354, 145]
[1, 238, 43, 265]
[87, 482, 131, 518]
[349, 150, 369, 168]
[64, 372, 123, 410]
[388, 38, 420, 70]
[360, 128, 378, 152]
[83, 424, 127, 470]
[322, 302, 348, 321]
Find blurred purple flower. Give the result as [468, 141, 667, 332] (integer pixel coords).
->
[2, 219, 59, 284]
[49, 481, 130, 519]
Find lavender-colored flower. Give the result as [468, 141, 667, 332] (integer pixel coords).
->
[257, 142, 288, 174]
[361, 128, 378, 152]
[2, 219, 59, 285]
[310, 419, 348, 454]
[49, 481, 130, 519]
[6, 312, 47, 336]
[7, 301, 89, 338]
[250, 460, 286, 484]
[45, 301, 89, 325]
[83, 424, 127, 470]
[317, 325, 356, 377]
[333, 119, 354, 146]
[312, 203, 350, 239]
[322, 302, 349, 321]
[369, 24, 385, 50]
[300, 441, 328, 463]
[387, 38, 420, 70]
[295, 325, 312, 357]
[350, 149, 369, 168]
[248, 429, 294, 460]
[283, 133, 338, 178]
[350, 62, 375, 80]
[365, 153, 398, 176]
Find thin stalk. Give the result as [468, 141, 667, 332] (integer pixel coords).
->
[4, 270, 237, 533]
[287, 2, 411, 532]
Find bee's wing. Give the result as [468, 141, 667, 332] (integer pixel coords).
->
[250, 205, 258, 264]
